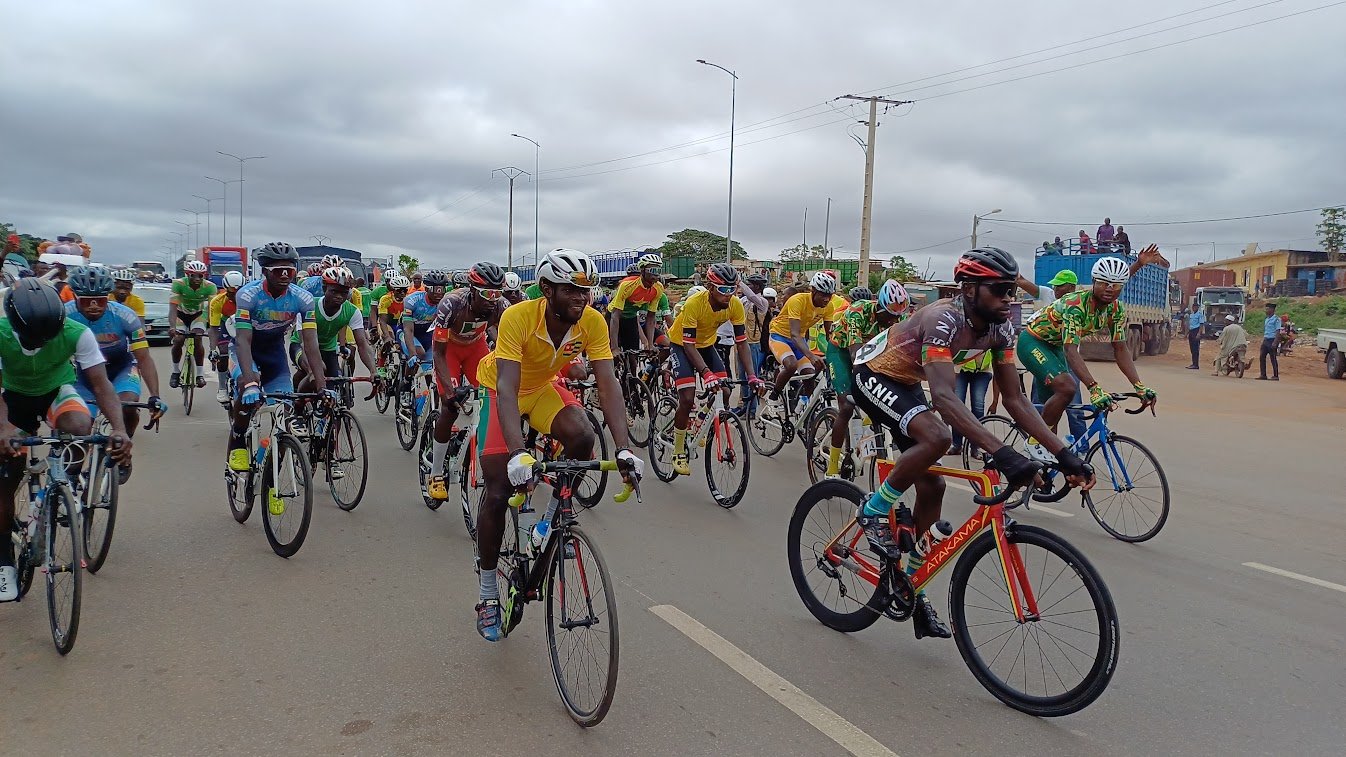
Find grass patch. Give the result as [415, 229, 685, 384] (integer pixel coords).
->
[1254, 295, 1346, 335]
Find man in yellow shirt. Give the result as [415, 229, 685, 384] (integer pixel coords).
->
[766, 271, 838, 415]
[111, 268, 145, 320]
[472, 249, 643, 642]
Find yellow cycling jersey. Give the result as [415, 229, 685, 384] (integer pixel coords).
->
[207, 291, 237, 328]
[478, 298, 613, 395]
[670, 290, 745, 348]
[113, 293, 145, 319]
[770, 291, 834, 339]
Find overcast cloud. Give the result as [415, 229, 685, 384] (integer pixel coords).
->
[4, 0, 1343, 275]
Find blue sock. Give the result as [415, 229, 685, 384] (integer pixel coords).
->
[862, 481, 902, 517]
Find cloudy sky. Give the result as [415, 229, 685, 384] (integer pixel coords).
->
[4, 0, 1343, 275]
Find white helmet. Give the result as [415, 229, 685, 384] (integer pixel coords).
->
[320, 254, 344, 268]
[810, 271, 838, 294]
[388, 275, 411, 289]
[637, 253, 663, 270]
[686, 285, 707, 298]
[537, 248, 598, 289]
[111, 268, 137, 282]
[322, 266, 356, 287]
[1091, 256, 1131, 284]
[184, 260, 208, 274]
[222, 270, 246, 289]
[503, 271, 521, 291]
[762, 287, 777, 298]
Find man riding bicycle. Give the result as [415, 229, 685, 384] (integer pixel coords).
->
[400, 270, 449, 377]
[168, 260, 218, 390]
[424, 262, 509, 501]
[473, 249, 642, 642]
[290, 267, 377, 435]
[109, 268, 146, 321]
[766, 271, 840, 418]
[502, 271, 524, 305]
[607, 253, 665, 377]
[850, 247, 1095, 639]
[208, 271, 247, 403]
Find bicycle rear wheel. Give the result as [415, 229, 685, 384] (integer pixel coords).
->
[786, 479, 885, 632]
[46, 486, 83, 655]
[574, 410, 609, 509]
[545, 524, 619, 727]
[705, 412, 750, 508]
[948, 524, 1119, 717]
[327, 410, 368, 511]
[1083, 434, 1170, 542]
[83, 457, 119, 574]
[261, 435, 313, 558]
[624, 378, 654, 448]
[647, 396, 679, 483]
[395, 390, 418, 451]
[745, 405, 788, 457]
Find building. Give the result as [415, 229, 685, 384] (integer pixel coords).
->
[1197, 249, 1331, 295]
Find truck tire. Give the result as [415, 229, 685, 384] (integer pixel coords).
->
[1328, 347, 1345, 379]
[1159, 327, 1172, 354]
[1143, 325, 1160, 356]
[1129, 331, 1143, 361]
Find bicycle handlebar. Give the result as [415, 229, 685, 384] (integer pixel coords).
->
[120, 401, 165, 432]
[10, 433, 112, 448]
[971, 476, 1031, 507]
[506, 459, 643, 507]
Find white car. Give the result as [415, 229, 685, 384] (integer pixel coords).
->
[136, 284, 175, 344]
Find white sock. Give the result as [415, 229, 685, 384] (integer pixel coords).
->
[172, 361, 181, 373]
[479, 569, 498, 600]
[431, 440, 450, 475]
[217, 373, 229, 389]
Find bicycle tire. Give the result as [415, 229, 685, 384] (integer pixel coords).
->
[948, 524, 1120, 717]
[705, 411, 750, 508]
[46, 485, 83, 655]
[458, 435, 480, 542]
[395, 391, 418, 451]
[1083, 434, 1170, 543]
[786, 479, 885, 632]
[647, 396, 679, 483]
[82, 458, 119, 574]
[803, 407, 855, 484]
[574, 409, 609, 508]
[746, 405, 788, 458]
[261, 434, 313, 558]
[327, 411, 368, 511]
[624, 378, 654, 448]
[182, 361, 195, 416]
[962, 414, 1021, 470]
[545, 524, 619, 727]
[373, 371, 392, 413]
[418, 409, 443, 510]
[226, 432, 256, 524]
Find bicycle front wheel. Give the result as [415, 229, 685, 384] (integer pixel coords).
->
[624, 378, 654, 448]
[745, 406, 788, 458]
[647, 396, 679, 483]
[83, 458, 119, 574]
[786, 479, 885, 632]
[705, 412, 750, 508]
[1083, 434, 1170, 542]
[574, 410, 609, 509]
[948, 524, 1120, 717]
[803, 407, 853, 484]
[373, 372, 391, 413]
[327, 411, 368, 511]
[963, 414, 1021, 470]
[261, 435, 313, 558]
[395, 391, 418, 451]
[182, 361, 195, 416]
[545, 525, 619, 727]
[418, 409, 443, 510]
[46, 486, 83, 655]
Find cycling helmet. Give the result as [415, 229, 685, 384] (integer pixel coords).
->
[809, 271, 838, 294]
[625, 264, 639, 276]
[452, 271, 470, 287]
[256, 242, 299, 266]
[877, 280, 910, 315]
[468, 261, 505, 289]
[305, 262, 324, 276]
[388, 275, 410, 289]
[322, 266, 355, 287]
[184, 260, 208, 274]
[422, 269, 451, 287]
[111, 268, 137, 282]
[1091, 256, 1131, 284]
[849, 286, 873, 301]
[638, 253, 663, 270]
[537, 248, 598, 288]
[222, 270, 246, 289]
[763, 287, 777, 298]
[705, 262, 740, 287]
[4, 278, 67, 349]
[953, 247, 1018, 282]
[320, 254, 344, 268]
[686, 285, 708, 298]
[503, 271, 521, 291]
[746, 272, 768, 285]
[68, 266, 116, 296]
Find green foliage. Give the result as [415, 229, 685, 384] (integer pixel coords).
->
[779, 243, 827, 263]
[886, 255, 920, 281]
[1317, 207, 1345, 258]
[2, 221, 42, 262]
[655, 229, 747, 264]
[1258, 295, 1346, 335]
[397, 253, 421, 274]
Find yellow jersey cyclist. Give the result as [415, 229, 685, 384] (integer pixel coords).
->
[207, 271, 246, 404]
[765, 271, 841, 417]
[226, 243, 328, 473]
[850, 248, 1094, 639]
[667, 263, 765, 474]
[168, 260, 218, 390]
[1018, 255, 1158, 461]
[109, 268, 146, 321]
[290, 267, 378, 437]
[375, 275, 410, 375]
[607, 254, 665, 375]
[0, 280, 133, 601]
[822, 279, 910, 478]
[473, 249, 643, 641]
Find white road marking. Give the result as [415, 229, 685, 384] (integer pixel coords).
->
[947, 480, 1074, 517]
[1243, 562, 1346, 594]
[649, 604, 898, 757]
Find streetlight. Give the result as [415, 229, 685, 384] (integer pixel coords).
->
[697, 59, 738, 264]
[511, 134, 540, 270]
[192, 194, 224, 247]
[204, 176, 241, 246]
[181, 209, 205, 248]
[174, 220, 199, 253]
[217, 151, 266, 247]
[971, 208, 1002, 248]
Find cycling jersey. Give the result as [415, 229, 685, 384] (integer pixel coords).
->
[670, 290, 745, 349]
[290, 299, 362, 352]
[1024, 290, 1126, 345]
[299, 275, 325, 298]
[770, 292, 833, 339]
[432, 288, 506, 345]
[233, 280, 317, 345]
[207, 291, 238, 330]
[400, 291, 439, 331]
[0, 317, 104, 396]
[607, 276, 664, 319]
[524, 283, 543, 300]
[854, 295, 1015, 385]
[655, 292, 671, 318]
[478, 296, 612, 395]
[378, 293, 406, 320]
[830, 300, 900, 349]
[170, 278, 218, 313]
[112, 292, 146, 319]
[64, 301, 147, 378]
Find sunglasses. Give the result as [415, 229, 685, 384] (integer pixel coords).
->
[263, 265, 296, 275]
[561, 271, 598, 288]
[982, 282, 1017, 297]
[474, 287, 503, 301]
[642, 267, 663, 275]
[77, 296, 108, 307]
[711, 284, 736, 295]
[1098, 280, 1125, 289]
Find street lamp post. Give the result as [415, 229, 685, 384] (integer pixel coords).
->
[971, 208, 1002, 248]
[217, 152, 266, 247]
[510, 134, 540, 270]
[181, 209, 205, 249]
[697, 59, 738, 264]
[192, 195, 224, 248]
[204, 176, 241, 246]
[174, 220, 199, 253]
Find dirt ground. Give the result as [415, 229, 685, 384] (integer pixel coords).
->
[1155, 333, 1332, 382]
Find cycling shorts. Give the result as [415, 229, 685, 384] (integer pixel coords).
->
[435, 338, 489, 395]
[175, 310, 206, 333]
[824, 342, 854, 396]
[850, 365, 930, 453]
[670, 343, 727, 390]
[401, 328, 434, 361]
[617, 316, 643, 351]
[4, 385, 89, 434]
[477, 382, 581, 457]
[76, 365, 141, 405]
[290, 343, 343, 379]
[769, 333, 809, 364]
[1017, 330, 1070, 402]
[231, 340, 293, 396]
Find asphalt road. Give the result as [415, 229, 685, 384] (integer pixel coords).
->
[3, 347, 1343, 756]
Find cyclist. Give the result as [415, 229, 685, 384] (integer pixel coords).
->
[1018, 255, 1157, 461]
[848, 286, 872, 302]
[291, 267, 377, 433]
[424, 262, 508, 501]
[850, 248, 1093, 639]
[822, 279, 910, 478]
[502, 271, 524, 305]
[607, 253, 665, 376]
[765, 272, 836, 417]
[377, 275, 410, 345]
[0, 279, 133, 601]
[523, 279, 543, 300]
[168, 260, 218, 389]
[473, 249, 642, 641]
[110, 268, 146, 321]
[207, 271, 246, 403]
[226, 243, 327, 473]
[667, 263, 764, 475]
[400, 269, 448, 374]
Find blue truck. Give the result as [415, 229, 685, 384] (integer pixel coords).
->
[1034, 246, 1174, 359]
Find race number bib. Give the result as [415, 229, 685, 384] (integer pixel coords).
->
[852, 329, 888, 366]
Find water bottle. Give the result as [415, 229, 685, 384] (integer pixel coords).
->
[253, 437, 270, 467]
[26, 490, 44, 543]
[913, 520, 954, 558]
[794, 393, 809, 416]
[530, 495, 561, 550]
[1064, 434, 1077, 452]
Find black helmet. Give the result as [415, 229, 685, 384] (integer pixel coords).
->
[256, 241, 299, 266]
[468, 261, 506, 289]
[746, 272, 768, 285]
[953, 246, 1019, 282]
[705, 262, 740, 287]
[848, 286, 873, 301]
[5, 278, 67, 350]
[422, 269, 450, 287]
[68, 266, 116, 296]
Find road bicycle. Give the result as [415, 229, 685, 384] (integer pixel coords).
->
[224, 390, 320, 557]
[418, 381, 478, 513]
[83, 401, 162, 573]
[613, 349, 656, 447]
[485, 458, 639, 727]
[4, 432, 113, 654]
[308, 376, 371, 511]
[175, 326, 205, 416]
[787, 462, 1119, 717]
[801, 402, 891, 486]
[968, 393, 1170, 542]
[395, 356, 436, 451]
[647, 378, 751, 508]
[372, 339, 402, 414]
[745, 367, 834, 457]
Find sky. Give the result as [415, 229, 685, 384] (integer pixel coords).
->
[4, 0, 1343, 276]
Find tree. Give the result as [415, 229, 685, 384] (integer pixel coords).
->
[1318, 206, 1345, 263]
[397, 253, 421, 274]
[779, 243, 827, 263]
[886, 254, 920, 281]
[2, 221, 41, 262]
[655, 229, 747, 264]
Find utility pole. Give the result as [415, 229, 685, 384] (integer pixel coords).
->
[310, 234, 332, 246]
[837, 94, 912, 284]
[802, 206, 808, 249]
[823, 197, 832, 261]
[493, 167, 530, 269]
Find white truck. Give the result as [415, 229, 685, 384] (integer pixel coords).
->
[1317, 328, 1346, 379]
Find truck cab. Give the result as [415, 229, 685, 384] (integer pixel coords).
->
[1191, 287, 1246, 338]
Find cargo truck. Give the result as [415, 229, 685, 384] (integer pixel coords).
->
[1189, 287, 1246, 339]
[196, 246, 247, 286]
[1034, 252, 1173, 360]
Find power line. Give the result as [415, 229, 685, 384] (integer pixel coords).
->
[989, 204, 1341, 227]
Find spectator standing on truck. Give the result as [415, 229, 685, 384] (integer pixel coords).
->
[1077, 230, 1094, 254]
[1186, 307, 1205, 369]
[1114, 226, 1132, 254]
[1257, 302, 1280, 380]
[1096, 218, 1116, 250]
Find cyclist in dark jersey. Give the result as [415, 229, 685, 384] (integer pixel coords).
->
[850, 247, 1094, 639]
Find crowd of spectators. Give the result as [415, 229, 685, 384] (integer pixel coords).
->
[1039, 218, 1132, 256]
